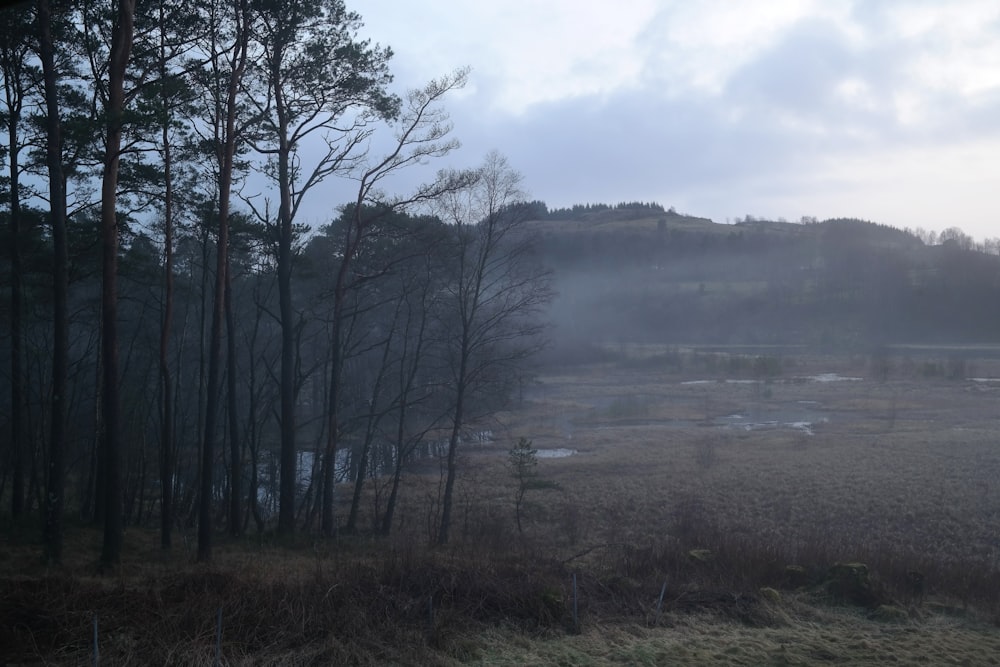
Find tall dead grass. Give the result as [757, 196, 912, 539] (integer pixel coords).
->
[5, 361, 1000, 663]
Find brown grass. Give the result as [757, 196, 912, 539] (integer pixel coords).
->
[0, 537, 579, 665]
[508, 361, 1000, 603]
[4, 354, 1000, 664]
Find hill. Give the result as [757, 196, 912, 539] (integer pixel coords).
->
[527, 204, 1000, 354]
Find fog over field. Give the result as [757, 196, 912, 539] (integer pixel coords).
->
[533, 205, 1000, 359]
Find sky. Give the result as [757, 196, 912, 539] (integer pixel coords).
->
[329, 0, 1000, 240]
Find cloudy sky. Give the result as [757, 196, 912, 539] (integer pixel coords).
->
[343, 1, 1000, 240]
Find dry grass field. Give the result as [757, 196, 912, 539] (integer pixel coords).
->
[4, 351, 1000, 664]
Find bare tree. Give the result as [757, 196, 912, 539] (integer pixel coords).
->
[320, 68, 472, 537]
[378, 243, 449, 535]
[246, 0, 395, 536]
[435, 152, 552, 545]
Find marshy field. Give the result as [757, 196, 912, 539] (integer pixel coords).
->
[5, 348, 1000, 665]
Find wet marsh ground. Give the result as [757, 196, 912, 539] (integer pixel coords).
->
[4, 353, 1000, 664]
[508, 358, 1000, 569]
[466, 354, 1000, 664]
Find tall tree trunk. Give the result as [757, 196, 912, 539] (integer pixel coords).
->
[157, 0, 176, 551]
[99, 0, 136, 571]
[190, 208, 209, 531]
[198, 236, 224, 561]
[321, 210, 361, 536]
[225, 259, 242, 536]
[37, 0, 68, 564]
[256, 5, 398, 537]
[4, 14, 26, 520]
[382, 277, 432, 535]
[439, 370, 467, 546]
[346, 319, 394, 533]
[87, 337, 104, 523]
[198, 0, 249, 561]
[381, 450, 404, 534]
[275, 59, 297, 538]
[321, 291, 343, 537]
[6, 195, 23, 522]
[381, 355, 417, 536]
[245, 296, 265, 535]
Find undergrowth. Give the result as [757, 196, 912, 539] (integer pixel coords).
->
[6, 362, 1000, 663]
[3, 508, 997, 665]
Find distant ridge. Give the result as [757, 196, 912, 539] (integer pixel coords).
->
[529, 202, 1000, 350]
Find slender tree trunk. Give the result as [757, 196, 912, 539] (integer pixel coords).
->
[383, 294, 431, 534]
[130, 432, 148, 526]
[321, 293, 342, 537]
[199, 223, 227, 560]
[245, 299, 264, 534]
[345, 428, 372, 533]
[37, 0, 69, 565]
[159, 234, 175, 549]
[247, 424, 264, 534]
[439, 372, 467, 546]
[276, 65, 297, 537]
[99, 0, 136, 571]
[0, 459, 7, 510]
[190, 212, 209, 531]
[225, 261, 242, 536]
[87, 337, 104, 523]
[321, 211, 363, 536]
[158, 0, 176, 550]
[27, 448, 41, 512]
[440, 230, 486, 548]
[346, 320, 394, 533]
[198, 0, 249, 561]
[5, 21, 26, 520]
[381, 402, 409, 535]
[6, 218, 23, 522]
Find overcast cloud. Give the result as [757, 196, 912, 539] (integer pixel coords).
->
[327, 1, 1000, 239]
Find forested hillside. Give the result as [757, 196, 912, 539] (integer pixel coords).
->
[529, 204, 1000, 353]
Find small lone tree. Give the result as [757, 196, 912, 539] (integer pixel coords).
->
[509, 437, 537, 533]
